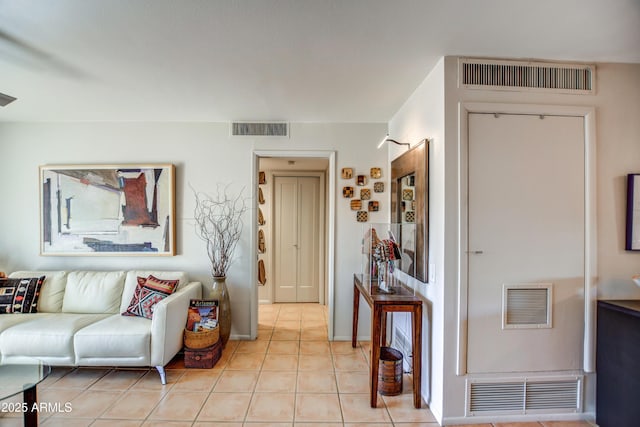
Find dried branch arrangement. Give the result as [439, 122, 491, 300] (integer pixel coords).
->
[193, 185, 248, 277]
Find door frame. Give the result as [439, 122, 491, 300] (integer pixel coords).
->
[271, 171, 326, 304]
[456, 102, 597, 376]
[251, 150, 336, 340]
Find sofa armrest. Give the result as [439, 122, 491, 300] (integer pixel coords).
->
[149, 281, 202, 366]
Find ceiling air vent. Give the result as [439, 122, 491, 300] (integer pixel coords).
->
[459, 58, 595, 94]
[231, 122, 289, 137]
[502, 283, 552, 329]
[467, 377, 582, 415]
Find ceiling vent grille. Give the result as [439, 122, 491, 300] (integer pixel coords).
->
[460, 58, 594, 94]
[467, 377, 582, 415]
[503, 283, 552, 329]
[231, 122, 288, 137]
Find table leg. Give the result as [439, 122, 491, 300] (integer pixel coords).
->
[23, 384, 37, 427]
[412, 304, 423, 408]
[370, 303, 383, 408]
[352, 284, 360, 348]
[380, 311, 387, 347]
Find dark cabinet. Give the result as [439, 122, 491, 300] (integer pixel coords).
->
[597, 300, 640, 427]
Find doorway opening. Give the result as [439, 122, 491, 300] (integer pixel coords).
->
[252, 151, 336, 341]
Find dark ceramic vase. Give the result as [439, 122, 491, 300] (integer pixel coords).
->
[210, 276, 231, 347]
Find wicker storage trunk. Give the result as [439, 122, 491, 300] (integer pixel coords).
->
[184, 340, 222, 369]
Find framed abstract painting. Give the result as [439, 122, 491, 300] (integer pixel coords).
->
[40, 164, 175, 256]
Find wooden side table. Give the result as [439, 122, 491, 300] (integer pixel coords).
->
[352, 273, 423, 408]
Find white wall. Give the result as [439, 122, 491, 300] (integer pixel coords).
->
[0, 122, 387, 341]
[441, 59, 640, 423]
[386, 58, 640, 424]
[388, 57, 446, 420]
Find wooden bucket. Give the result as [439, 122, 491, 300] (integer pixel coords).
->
[378, 347, 403, 396]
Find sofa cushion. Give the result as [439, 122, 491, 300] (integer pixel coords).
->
[9, 271, 67, 313]
[0, 276, 45, 313]
[120, 271, 188, 312]
[74, 314, 151, 365]
[0, 313, 50, 334]
[62, 271, 125, 314]
[0, 313, 109, 364]
[122, 275, 178, 319]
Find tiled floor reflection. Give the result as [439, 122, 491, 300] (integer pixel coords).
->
[0, 303, 596, 426]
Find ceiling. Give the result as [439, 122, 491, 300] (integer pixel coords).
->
[1, 0, 639, 123]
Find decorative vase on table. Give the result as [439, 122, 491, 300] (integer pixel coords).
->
[211, 276, 231, 347]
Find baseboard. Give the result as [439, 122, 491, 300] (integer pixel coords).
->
[229, 334, 252, 341]
[332, 335, 370, 342]
[443, 412, 594, 426]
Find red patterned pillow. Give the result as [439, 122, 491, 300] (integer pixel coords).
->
[122, 275, 179, 319]
[0, 276, 45, 314]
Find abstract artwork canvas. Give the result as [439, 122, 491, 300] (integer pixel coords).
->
[40, 164, 175, 256]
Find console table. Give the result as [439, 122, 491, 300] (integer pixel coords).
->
[352, 273, 423, 408]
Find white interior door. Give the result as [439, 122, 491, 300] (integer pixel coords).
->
[274, 176, 320, 303]
[467, 113, 585, 373]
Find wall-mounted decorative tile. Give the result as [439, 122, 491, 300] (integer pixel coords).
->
[356, 211, 368, 222]
[360, 188, 371, 200]
[259, 187, 266, 204]
[370, 167, 382, 179]
[368, 201, 379, 212]
[402, 188, 414, 201]
[258, 171, 266, 185]
[341, 168, 353, 179]
[405, 211, 415, 223]
[343, 186, 354, 198]
[373, 182, 384, 193]
[356, 175, 367, 186]
[350, 199, 362, 210]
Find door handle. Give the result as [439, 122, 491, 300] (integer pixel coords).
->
[466, 250, 484, 254]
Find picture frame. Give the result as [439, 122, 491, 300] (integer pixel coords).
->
[40, 164, 176, 256]
[626, 173, 640, 251]
[391, 140, 429, 282]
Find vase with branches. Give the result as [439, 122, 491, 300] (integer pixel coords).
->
[193, 184, 248, 347]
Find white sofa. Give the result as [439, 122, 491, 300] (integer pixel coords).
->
[0, 270, 201, 384]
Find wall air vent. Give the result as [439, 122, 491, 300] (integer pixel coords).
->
[231, 122, 289, 137]
[467, 377, 582, 415]
[392, 325, 413, 372]
[459, 58, 595, 94]
[502, 283, 552, 329]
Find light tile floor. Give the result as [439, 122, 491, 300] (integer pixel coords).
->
[0, 303, 596, 426]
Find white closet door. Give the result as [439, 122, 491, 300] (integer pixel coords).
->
[467, 113, 585, 373]
[274, 176, 320, 303]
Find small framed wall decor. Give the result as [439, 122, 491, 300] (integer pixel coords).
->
[343, 186, 354, 198]
[341, 168, 353, 179]
[357, 175, 367, 186]
[370, 167, 382, 179]
[360, 189, 371, 200]
[350, 200, 362, 210]
[626, 173, 640, 250]
[356, 211, 368, 222]
[258, 171, 266, 184]
[368, 201, 379, 212]
[374, 182, 384, 193]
